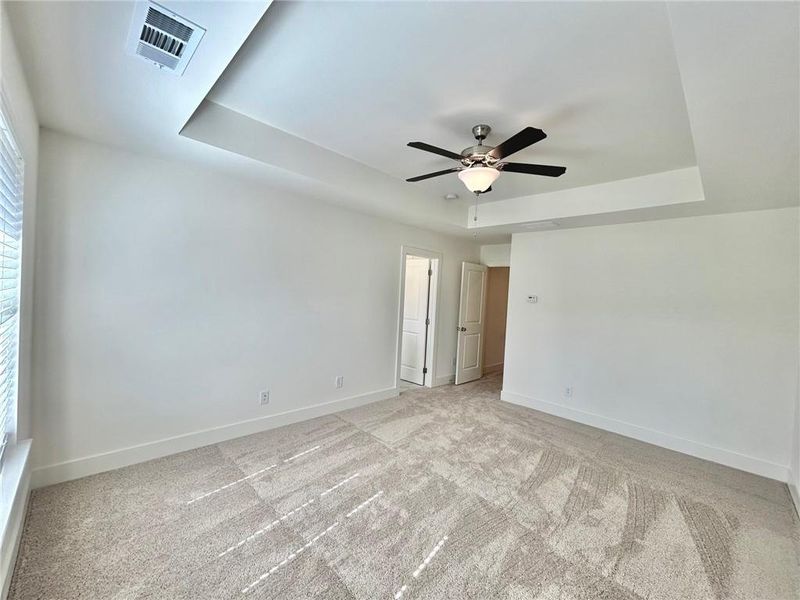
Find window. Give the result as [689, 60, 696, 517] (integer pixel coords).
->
[0, 93, 23, 468]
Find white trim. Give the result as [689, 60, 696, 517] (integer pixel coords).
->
[1, 439, 31, 600]
[31, 387, 398, 489]
[433, 373, 455, 387]
[500, 390, 790, 482]
[396, 245, 444, 390]
[790, 480, 799, 517]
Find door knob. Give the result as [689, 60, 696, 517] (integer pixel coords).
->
[459, 327, 467, 332]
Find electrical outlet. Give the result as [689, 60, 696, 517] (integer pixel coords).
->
[564, 386, 573, 400]
[259, 390, 270, 405]
[335, 375, 344, 389]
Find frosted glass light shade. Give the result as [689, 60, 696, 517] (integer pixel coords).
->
[458, 166, 500, 193]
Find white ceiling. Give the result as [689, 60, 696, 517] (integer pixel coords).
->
[208, 1, 697, 202]
[7, 1, 799, 239]
[6, 1, 269, 154]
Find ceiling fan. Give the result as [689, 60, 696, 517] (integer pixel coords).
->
[406, 124, 566, 194]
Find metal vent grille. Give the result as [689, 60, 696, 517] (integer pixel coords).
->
[127, 2, 205, 76]
[136, 42, 180, 69]
[145, 7, 193, 42]
[139, 24, 185, 58]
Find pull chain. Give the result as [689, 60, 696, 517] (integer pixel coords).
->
[473, 192, 479, 238]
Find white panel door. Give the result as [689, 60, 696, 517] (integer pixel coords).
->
[401, 257, 431, 385]
[455, 262, 487, 384]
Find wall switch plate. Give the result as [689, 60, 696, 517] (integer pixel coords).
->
[259, 390, 270, 405]
[335, 376, 344, 389]
[527, 295, 538, 304]
[564, 386, 573, 399]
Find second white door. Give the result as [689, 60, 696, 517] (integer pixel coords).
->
[455, 261, 487, 384]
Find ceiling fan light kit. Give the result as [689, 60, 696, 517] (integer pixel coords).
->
[406, 123, 567, 193]
[458, 166, 500, 193]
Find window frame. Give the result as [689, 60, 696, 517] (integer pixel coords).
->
[0, 87, 24, 470]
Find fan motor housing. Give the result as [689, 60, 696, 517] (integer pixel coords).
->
[461, 124, 498, 165]
[460, 145, 497, 166]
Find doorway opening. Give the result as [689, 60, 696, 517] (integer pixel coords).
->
[482, 266, 510, 378]
[397, 247, 441, 389]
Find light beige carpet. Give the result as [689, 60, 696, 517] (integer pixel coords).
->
[9, 374, 800, 599]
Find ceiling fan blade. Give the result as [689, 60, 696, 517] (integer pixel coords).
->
[488, 127, 547, 160]
[407, 142, 463, 161]
[500, 162, 566, 177]
[406, 167, 461, 182]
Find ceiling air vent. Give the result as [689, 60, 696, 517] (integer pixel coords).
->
[126, 2, 205, 76]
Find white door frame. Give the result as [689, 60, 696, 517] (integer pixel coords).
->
[395, 245, 442, 389]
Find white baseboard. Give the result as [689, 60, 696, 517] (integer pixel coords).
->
[31, 387, 399, 489]
[1, 440, 31, 600]
[483, 362, 504, 375]
[433, 373, 455, 387]
[500, 390, 790, 483]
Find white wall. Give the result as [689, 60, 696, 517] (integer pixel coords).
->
[31, 130, 479, 484]
[793, 356, 800, 509]
[793, 216, 800, 509]
[480, 243, 511, 267]
[1, 1, 38, 595]
[503, 209, 799, 481]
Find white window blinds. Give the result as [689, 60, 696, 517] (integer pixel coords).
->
[0, 94, 23, 468]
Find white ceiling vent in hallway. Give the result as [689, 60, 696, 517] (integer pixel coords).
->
[127, 2, 205, 75]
